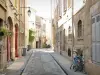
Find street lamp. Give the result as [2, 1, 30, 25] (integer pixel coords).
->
[27, 7, 31, 16]
[23, 7, 36, 17]
[14, 7, 32, 17]
[28, 21, 34, 26]
[20, 7, 31, 16]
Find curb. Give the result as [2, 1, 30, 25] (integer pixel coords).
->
[50, 53, 68, 75]
[20, 50, 33, 75]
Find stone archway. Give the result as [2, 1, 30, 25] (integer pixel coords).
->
[15, 24, 18, 57]
[7, 16, 13, 61]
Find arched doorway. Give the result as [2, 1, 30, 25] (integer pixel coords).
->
[15, 24, 18, 57]
[68, 48, 71, 57]
[77, 49, 83, 56]
[7, 17, 13, 61]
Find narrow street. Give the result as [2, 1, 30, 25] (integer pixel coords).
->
[3, 49, 87, 75]
[0, 0, 100, 75]
[21, 49, 67, 75]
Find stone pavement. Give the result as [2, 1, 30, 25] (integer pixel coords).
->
[22, 50, 66, 75]
[0, 49, 33, 75]
[51, 52, 87, 75]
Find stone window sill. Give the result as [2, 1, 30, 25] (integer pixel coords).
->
[77, 37, 84, 41]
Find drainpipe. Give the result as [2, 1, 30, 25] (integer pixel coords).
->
[72, 0, 74, 59]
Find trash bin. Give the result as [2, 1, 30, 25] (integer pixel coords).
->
[27, 45, 31, 51]
[22, 48, 27, 56]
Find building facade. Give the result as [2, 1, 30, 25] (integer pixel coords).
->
[0, 0, 7, 71]
[19, 0, 26, 57]
[6, 0, 26, 60]
[0, 0, 26, 71]
[84, 0, 100, 75]
[54, 0, 73, 59]
[73, 0, 100, 74]
[35, 16, 42, 48]
[28, 8, 36, 48]
[35, 16, 52, 48]
[53, 0, 100, 74]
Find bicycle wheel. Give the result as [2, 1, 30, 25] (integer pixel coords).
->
[73, 65, 78, 72]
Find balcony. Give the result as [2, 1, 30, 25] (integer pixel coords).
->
[0, 0, 6, 9]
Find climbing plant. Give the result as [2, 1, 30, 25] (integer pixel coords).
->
[29, 29, 35, 43]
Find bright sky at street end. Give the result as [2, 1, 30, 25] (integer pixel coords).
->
[27, 0, 84, 18]
[27, 0, 55, 19]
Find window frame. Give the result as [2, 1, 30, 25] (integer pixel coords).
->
[77, 20, 83, 39]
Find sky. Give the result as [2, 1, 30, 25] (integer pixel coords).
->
[74, 0, 84, 13]
[27, 0, 55, 18]
[27, 0, 84, 18]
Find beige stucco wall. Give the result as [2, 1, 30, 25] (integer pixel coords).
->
[6, 0, 16, 60]
[0, 0, 7, 71]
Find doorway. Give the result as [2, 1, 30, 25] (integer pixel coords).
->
[15, 24, 18, 57]
[7, 17, 13, 61]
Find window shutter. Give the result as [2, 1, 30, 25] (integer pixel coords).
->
[92, 19, 95, 41]
[92, 43, 96, 62]
[96, 43, 100, 63]
[92, 14, 100, 64]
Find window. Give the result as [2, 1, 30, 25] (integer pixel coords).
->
[68, 26, 72, 39]
[63, 29, 65, 51]
[92, 18, 95, 24]
[63, 0, 67, 12]
[96, 15, 100, 22]
[68, 26, 71, 34]
[59, 0, 62, 17]
[92, 14, 100, 65]
[68, 0, 72, 9]
[78, 20, 82, 37]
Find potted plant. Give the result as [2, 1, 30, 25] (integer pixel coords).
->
[0, 26, 8, 40]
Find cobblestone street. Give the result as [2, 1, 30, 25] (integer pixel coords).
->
[3, 49, 87, 75]
[21, 49, 66, 75]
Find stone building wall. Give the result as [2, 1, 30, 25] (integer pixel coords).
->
[0, 0, 7, 71]
[84, 0, 100, 75]
[74, 7, 85, 58]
